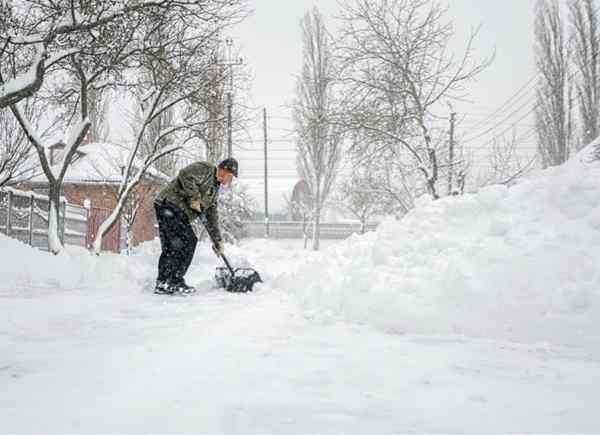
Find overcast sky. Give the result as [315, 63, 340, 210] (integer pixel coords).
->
[109, 1, 538, 214]
[228, 0, 537, 213]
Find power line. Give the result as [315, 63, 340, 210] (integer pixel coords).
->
[462, 75, 537, 133]
[458, 3, 600, 148]
[237, 139, 295, 143]
[461, 90, 537, 144]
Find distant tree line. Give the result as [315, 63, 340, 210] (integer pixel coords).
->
[290, 0, 600, 251]
[291, 1, 492, 250]
[534, 0, 600, 166]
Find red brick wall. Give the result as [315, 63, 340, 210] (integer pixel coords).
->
[63, 184, 118, 209]
[131, 183, 162, 244]
[63, 182, 162, 247]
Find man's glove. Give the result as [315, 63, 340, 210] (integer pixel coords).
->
[212, 240, 224, 256]
[198, 212, 208, 226]
[189, 197, 204, 213]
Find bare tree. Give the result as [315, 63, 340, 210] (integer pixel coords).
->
[6, 2, 144, 253]
[333, 162, 382, 234]
[9, 95, 91, 254]
[285, 181, 313, 248]
[336, 0, 491, 200]
[3, 0, 247, 254]
[595, 142, 600, 160]
[88, 87, 110, 143]
[479, 128, 537, 187]
[184, 37, 252, 165]
[569, 0, 600, 148]
[293, 7, 344, 251]
[0, 104, 39, 186]
[92, 4, 247, 254]
[185, 41, 229, 163]
[0, 1, 241, 108]
[91, 89, 188, 255]
[133, 61, 179, 177]
[535, 0, 574, 168]
[120, 181, 157, 256]
[288, 199, 313, 249]
[217, 183, 256, 243]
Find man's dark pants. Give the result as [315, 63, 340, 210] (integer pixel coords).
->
[154, 200, 198, 285]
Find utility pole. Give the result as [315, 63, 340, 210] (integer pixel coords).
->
[225, 38, 243, 158]
[448, 111, 456, 196]
[227, 93, 233, 157]
[263, 107, 269, 237]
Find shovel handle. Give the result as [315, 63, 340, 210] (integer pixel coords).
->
[197, 213, 235, 277]
[220, 253, 236, 276]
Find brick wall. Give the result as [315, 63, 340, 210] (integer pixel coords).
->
[130, 183, 162, 244]
[63, 181, 162, 246]
[63, 184, 118, 209]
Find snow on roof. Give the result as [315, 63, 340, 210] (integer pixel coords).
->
[30, 142, 170, 184]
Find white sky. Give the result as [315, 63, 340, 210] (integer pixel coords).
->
[107, 1, 537, 214]
[230, 0, 537, 213]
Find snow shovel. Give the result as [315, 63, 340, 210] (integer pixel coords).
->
[214, 254, 262, 293]
[195, 214, 262, 293]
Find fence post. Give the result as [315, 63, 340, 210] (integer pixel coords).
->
[6, 190, 12, 237]
[28, 194, 34, 246]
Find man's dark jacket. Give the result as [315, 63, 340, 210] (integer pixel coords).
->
[155, 161, 222, 242]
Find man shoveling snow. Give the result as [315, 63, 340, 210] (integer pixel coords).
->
[153, 158, 238, 295]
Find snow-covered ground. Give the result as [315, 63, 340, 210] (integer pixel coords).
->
[2, 146, 600, 434]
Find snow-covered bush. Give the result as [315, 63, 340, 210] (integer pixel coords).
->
[217, 182, 256, 243]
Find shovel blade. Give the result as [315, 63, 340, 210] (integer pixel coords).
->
[215, 267, 262, 293]
[228, 271, 262, 292]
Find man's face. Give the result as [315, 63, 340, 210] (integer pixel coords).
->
[217, 168, 235, 186]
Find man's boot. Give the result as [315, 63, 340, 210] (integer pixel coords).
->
[172, 279, 196, 294]
[154, 280, 175, 295]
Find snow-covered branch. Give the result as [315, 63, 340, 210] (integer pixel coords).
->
[0, 45, 46, 108]
[57, 118, 91, 181]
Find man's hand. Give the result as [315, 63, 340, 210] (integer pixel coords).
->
[212, 241, 224, 256]
[189, 197, 203, 212]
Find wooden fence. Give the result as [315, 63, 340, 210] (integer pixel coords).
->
[1, 187, 377, 250]
[0, 188, 88, 250]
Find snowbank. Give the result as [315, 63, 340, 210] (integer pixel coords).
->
[0, 235, 154, 296]
[279, 146, 600, 346]
[2, 144, 599, 348]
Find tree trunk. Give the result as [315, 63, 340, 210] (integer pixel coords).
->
[125, 220, 134, 256]
[47, 182, 63, 255]
[303, 214, 308, 249]
[93, 200, 124, 255]
[312, 184, 321, 251]
[312, 208, 321, 251]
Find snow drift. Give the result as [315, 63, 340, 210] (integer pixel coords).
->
[0, 235, 155, 296]
[279, 145, 600, 346]
[1, 144, 598, 348]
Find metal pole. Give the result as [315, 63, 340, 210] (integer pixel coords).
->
[216, 38, 242, 159]
[227, 91, 233, 157]
[263, 107, 269, 237]
[448, 111, 456, 195]
[6, 190, 12, 237]
[28, 194, 34, 246]
[226, 38, 233, 158]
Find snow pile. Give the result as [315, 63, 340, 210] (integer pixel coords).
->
[0, 235, 153, 296]
[279, 146, 600, 346]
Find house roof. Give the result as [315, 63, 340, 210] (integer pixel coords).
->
[29, 142, 170, 184]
